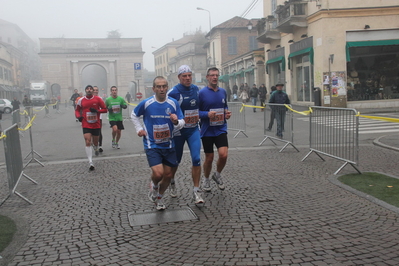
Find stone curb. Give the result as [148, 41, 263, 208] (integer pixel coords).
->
[329, 172, 399, 215]
[373, 135, 399, 152]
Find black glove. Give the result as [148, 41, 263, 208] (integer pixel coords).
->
[89, 108, 97, 113]
[78, 116, 83, 122]
[108, 107, 113, 114]
[121, 104, 127, 109]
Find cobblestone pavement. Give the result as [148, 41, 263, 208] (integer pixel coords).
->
[0, 143, 399, 265]
[1, 104, 399, 265]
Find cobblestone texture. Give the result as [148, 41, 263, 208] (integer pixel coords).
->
[0, 144, 398, 265]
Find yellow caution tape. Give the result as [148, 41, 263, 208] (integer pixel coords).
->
[0, 133, 6, 139]
[127, 102, 138, 107]
[18, 114, 37, 131]
[284, 105, 312, 116]
[356, 112, 399, 123]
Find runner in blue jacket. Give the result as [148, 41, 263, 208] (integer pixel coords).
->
[167, 65, 204, 205]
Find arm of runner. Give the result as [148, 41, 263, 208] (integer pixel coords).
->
[131, 111, 146, 136]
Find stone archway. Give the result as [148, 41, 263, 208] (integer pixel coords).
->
[81, 64, 108, 96]
[39, 38, 144, 103]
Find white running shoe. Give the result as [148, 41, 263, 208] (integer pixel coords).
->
[212, 172, 225, 190]
[202, 178, 211, 192]
[169, 183, 177, 198]
[89, 162, 95, 171]
[112, 140, 116, 148]
[148, 182, 158, 203]
[115, 143, 120, 149]
[156, 197, 166, 211]
[193, 190, 205, 205]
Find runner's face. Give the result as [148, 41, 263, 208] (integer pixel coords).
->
[153, 79, 168, 101]
[111, 87, 118, 97]
[178, 72, 192, 87]
[93, 87, 99, 96]
[206, 70, 219, 87]
[85, 87, 94, 96]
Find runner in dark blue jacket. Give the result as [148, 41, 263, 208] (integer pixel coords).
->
[167, 65, 204, 205]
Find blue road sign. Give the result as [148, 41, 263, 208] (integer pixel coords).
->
[134, 63, 142, 70]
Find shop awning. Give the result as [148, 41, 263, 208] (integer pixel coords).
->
[218, 74, 230, 83]
[235, 70, 244, 78]
[346, 39, 399, 62]
[0, 85, 12, 91]
[244, 68, 254, 74]
[288, 47, 313, 69]
[265, 56, 286, 73]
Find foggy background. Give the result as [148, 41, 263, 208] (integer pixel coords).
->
[0, 0, 263, 71]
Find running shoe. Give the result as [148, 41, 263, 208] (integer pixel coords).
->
[148, 182, 158, 203]
[115, 143, 120, 149]
[193, 190, 205, 205]
[99, 147, 103, 153]
[169, 182, 177, 198]
[112, 140, 116, 148]
[156, 197, 166, 211]
[212, 172, 225, 190]
[89, 162, 95, 171]
[94, 147, 99, 156]
[202, 177, 211, 192]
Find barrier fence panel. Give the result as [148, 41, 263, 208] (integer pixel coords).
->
[301, 106, 361, 175]
[227, 102, 248, 138]
[259, 103, 298, 152]
[1, 124, 37, 206]
[44, 103, 50, 118]
[24, 115, 44, 168]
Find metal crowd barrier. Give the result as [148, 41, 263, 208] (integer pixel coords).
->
[12, 109, 23, 137]
[227, 102, 248, 138]
[301, 106, 361, 175]
[1, 124, 38, 206]
[24, 114, 44, 168]
[259, 103, 298, 152]
[123, 104, 132, 122]
[44, 102, 51, 118]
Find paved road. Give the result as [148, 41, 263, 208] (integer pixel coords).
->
[0, 103, 399, 265]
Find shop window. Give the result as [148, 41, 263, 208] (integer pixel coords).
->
[347, 45, 399, 101]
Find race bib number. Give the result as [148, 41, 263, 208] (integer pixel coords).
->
[184, 109, 199, 128]
[112, 104, 121, 114]
[153, 123, 171, 144]
[86, 112, 97, 123]
[210, 108, 224, 126]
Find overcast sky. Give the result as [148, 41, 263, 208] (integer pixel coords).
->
[0, 0, 263, 71]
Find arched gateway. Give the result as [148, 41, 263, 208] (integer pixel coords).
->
[39, 38, 144, 102]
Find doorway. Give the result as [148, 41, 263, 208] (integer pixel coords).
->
[295, 55, 313, 102]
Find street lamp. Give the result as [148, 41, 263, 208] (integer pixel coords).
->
[197, 7, 211, 32]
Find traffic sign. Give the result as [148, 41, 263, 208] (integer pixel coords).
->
[136, 92, 143, 99]
[134, 63, 141, 70]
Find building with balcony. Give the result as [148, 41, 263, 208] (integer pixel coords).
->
[0, 19, 40, 100]
[153, 31, 207, 88]
[204, 17, 260, 72]
[258, 0, 399, 108]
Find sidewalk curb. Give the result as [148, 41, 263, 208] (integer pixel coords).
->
[373, 135, 399, 152]
[329, 172, 399, 215]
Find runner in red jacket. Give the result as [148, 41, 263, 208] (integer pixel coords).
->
[75, 85, 107, 171]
